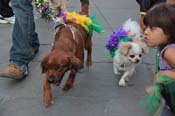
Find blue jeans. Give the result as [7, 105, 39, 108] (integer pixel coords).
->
[10, 0, 39, 66]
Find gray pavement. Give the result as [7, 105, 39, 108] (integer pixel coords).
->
[0, 0, 157, 116]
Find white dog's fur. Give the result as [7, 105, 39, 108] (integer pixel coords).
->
[113, 42, 148, 87]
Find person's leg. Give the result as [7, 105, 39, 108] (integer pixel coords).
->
[0, 0, 39, 79]
[0, 0, 3, 14]
[60, 0, 68, 11]
[10, 0, 39, 66]
[0, 0, 14, 17]
[0, 0, 14, 24]
[80, 0, 89, 16]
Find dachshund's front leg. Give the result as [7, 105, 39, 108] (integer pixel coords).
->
[62, 69, 76, 91]
[43, 76, 52, 107]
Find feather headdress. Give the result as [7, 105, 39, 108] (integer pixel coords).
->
[61, 11, 104, 33]
[106, 19, 141, 57]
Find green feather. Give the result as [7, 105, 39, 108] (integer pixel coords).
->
[85, 15, 104, 34]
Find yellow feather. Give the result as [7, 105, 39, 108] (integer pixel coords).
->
[64, 11, 94, 32]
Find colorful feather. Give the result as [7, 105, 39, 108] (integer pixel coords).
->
[106, 19, 141, 57]
[62, 11, 104, 33]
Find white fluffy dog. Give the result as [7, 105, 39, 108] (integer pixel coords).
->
[113, 41, 148, 86]
[112, 19, 149, 86]
[106, 19, 148, 87]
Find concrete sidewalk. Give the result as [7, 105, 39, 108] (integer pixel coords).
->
[0, 0, 157, 116]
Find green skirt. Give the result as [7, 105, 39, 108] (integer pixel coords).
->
[143, 74, 175, 115]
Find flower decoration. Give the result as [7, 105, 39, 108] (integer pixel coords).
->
[34, 0, 104, 34]
[106, 19, 141, 57]
[34, 0, 56, 21]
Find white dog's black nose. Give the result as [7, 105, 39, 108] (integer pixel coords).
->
[136, 59, 140, 63]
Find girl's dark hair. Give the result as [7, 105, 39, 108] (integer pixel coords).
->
[143, 3, 175, 43]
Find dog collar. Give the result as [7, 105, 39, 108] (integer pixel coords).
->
[120, 63, 125, 68]
[120, 63, 130, 68]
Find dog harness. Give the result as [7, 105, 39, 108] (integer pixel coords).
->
[67, 25, 76, 40]
[55, 23, 76, 40]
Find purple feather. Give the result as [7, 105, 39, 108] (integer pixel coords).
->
[106, 27, 128, 50]
[61, 11, 66, 22]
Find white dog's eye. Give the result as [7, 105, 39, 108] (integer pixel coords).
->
[139, 54, 142, 57]
[129, 55, 135, 58]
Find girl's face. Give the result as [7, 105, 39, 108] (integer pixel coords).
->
[143, 27, 168, 47]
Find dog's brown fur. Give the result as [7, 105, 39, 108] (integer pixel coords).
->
[41, 2, 91, 107]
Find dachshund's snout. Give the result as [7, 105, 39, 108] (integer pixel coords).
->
[48, 75, 55, 83]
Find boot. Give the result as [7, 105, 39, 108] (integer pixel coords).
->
[0, 64, 28, 80]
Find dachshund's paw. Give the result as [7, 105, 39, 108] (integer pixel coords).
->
[44, 100, 53, 107]
[62, 84, 73, 91]
[43, 93, 52, 107]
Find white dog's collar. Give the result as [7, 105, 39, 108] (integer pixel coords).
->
[120, 63, 131, 68]
[120, 63, 125, 68]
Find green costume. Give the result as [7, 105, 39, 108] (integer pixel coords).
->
[143, 73, 175, 115]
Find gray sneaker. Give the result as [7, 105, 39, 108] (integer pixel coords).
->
[4, 16, 15, 24]
[0, 15, 15, 24]
[0, 18, 9, 24]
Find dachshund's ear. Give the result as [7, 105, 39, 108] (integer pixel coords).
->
[69, 56, 82, 69]
[41, 59, 48, 73]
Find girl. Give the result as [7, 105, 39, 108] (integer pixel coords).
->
[143, 3, 175, 116]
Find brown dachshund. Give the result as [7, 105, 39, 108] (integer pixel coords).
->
[41, 3, 92, 106]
